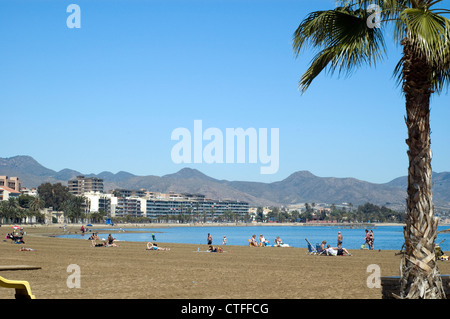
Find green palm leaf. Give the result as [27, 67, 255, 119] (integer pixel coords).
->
[293, 7, 385, 92]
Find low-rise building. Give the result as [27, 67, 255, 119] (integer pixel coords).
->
[0, 186, 21, 201]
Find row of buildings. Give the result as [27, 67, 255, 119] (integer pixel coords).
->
[68, 176, 250, 220]
[1, 175, 250, 221]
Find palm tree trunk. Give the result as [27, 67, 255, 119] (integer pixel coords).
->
[400, 38, 445, 299]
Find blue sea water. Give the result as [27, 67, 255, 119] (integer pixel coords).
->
[59, 224, 450, 251]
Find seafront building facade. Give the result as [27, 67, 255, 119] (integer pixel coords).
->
[83, 191, 249, 221]
[72, 177, 249, 220]
[146, 197, 250, 221]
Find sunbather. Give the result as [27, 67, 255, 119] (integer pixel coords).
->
[208, 245, 223, 253]
[90, 233, 103, 247]
[146, 242, 170, 251]
[325, 244, 351, 256]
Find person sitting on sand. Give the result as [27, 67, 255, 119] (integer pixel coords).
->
[259, 234, 266, 246]
[275, 236, 283, 247]
[249, 234, 258, 247]
[318, 240, 327, 254]
[146, 242, 170, 251]
[325, 244, 351, 256]
[106, 234, 118, 247]
[90, 233, 104, 247]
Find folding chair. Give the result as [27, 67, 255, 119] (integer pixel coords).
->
[305, 238, 318, 255]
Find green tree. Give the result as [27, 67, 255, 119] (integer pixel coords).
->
[62, 195, 85, 223]
[37, 182, 72, 211]
[293, 0, 450, 298]
[29, 196, 45, 213]
[290, 210, 300, 222]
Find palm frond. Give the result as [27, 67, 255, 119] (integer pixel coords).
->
[293, 7, 386, 92]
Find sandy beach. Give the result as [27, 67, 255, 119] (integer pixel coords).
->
[1, 224, 450, 300]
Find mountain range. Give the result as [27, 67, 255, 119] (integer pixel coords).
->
[1, 155, 450, 210]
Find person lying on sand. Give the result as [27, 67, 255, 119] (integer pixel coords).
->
[208, 245, 223, 253]
[325, 244, 352, 256]
[146, 242, 170, 251]
[19, 247, 35, 251]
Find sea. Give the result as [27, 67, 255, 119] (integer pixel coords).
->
[58, 224, 450, 251]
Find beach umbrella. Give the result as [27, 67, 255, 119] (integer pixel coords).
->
[12, 225, 20, 229]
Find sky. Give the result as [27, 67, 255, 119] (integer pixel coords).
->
[0, 0, 449, 185]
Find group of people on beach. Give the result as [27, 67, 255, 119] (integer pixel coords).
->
[5, 227, 25, 244]
[205, 233, 225, 253]
[89, 233, 119, 247]
[249, 234, 288, 247]
[84, 228, 374, 253]
[363, 229, 375, 250]
[317, 231, 352, 256]
[5, 232, 25, 244]
[145, 232, 170, 251]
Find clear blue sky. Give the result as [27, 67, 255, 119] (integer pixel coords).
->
[0, 0, 449, 184]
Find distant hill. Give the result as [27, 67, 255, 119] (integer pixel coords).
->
[1, 155, 450, 209]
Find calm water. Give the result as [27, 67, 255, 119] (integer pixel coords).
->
[59, 224, 450, 251]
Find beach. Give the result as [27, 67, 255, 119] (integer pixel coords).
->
[2, 224, 450, 300]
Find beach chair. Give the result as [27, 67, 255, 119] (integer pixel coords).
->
[315, 243, 328, 255]
[0, 276, 35, 299]
[305, 238, 318, 255]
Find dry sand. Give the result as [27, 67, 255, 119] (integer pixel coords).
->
[1, 224, 450, 300]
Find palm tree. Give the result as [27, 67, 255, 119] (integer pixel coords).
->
[30, 196, 44, 214]
[293, 0, 449, 298]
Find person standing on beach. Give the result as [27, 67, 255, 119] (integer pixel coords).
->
[369, 230, 374, 250]
[364, 229, 370, 249]
[337, 231, 343, 249]
[207, 233, 213, 245]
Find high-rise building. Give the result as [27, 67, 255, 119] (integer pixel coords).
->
[68, 176, 104, 195]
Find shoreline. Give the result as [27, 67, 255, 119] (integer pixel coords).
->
[19, 222, 409, 251]
[12, 221, 408, 230]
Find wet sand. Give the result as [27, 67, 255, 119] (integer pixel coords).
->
[1, 224, 450, 300]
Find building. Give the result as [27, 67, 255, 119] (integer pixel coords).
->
[68, 176, 104, 195]
[115, 197, 145, 218]
[20, 187, 38, 197]
[73, 182, 249, 220]
[0, 186, 21, 201]
[83, 192, 116, 215]
[146, 197, 249, 221]
[0, 176, 21, 192]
